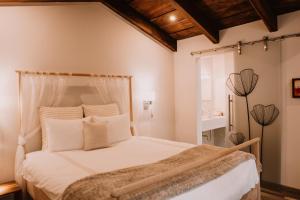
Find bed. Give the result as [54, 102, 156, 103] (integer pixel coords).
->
[15, 71, 261, 200]
[23, 136, 260, 200]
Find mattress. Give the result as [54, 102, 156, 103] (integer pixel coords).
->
[22, 136, 259, 200]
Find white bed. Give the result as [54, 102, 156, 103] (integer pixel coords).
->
[23, 136, 259, 200]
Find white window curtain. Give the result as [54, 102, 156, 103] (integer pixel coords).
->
[15, 74, 66, 187]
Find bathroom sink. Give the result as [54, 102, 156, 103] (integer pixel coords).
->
[202, 116, 226, 132]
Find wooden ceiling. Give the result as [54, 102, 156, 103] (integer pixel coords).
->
[0, 0, 299, 51]
[102, 0, 300, 51]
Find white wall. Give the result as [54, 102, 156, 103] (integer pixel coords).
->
[0, 3, 175, 183]
[281, 37, 300, 188]
[174, 10, 300, 188]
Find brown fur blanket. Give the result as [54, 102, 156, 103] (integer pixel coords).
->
[62, 145, 255, 200]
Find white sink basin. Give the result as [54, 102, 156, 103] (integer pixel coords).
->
[202, 116, 226, 132]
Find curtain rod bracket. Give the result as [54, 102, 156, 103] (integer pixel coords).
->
[263, 36, 268, 51]
[237, 41, 242, 55]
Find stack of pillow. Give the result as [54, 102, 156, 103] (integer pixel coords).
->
[39, 103, 131, 152]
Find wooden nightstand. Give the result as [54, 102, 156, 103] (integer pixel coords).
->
[0, 182, 22, 200]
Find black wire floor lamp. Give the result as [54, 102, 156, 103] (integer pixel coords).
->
[226, 68, 258, 152]
[250, 104, 279, 163]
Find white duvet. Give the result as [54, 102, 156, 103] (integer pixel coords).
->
[23, 136, 259, 200]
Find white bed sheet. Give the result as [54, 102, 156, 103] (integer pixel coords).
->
[23, 136, 259, 200]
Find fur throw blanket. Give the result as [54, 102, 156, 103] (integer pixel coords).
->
[62, 145, 255, 200]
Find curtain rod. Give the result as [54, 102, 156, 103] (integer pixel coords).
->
[15, 70, 132, 79]
[191, 32, 300, 56]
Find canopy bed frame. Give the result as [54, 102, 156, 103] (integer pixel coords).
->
[15, 70, 261, 200]
[16, 70, 134, 135]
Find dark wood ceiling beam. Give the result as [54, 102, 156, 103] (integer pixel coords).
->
[172, 0, 219, 43]
[248, 0, 278, 32]
[101, 0, 177, 51]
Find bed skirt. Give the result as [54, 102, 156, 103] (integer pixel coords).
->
[26, 181, 261, 200]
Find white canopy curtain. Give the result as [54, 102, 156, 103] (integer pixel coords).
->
[15, 72, 133, 190]
[15, 73, 67, 187]
[89, 77, 130, 114]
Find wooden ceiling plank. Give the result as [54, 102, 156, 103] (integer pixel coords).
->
[170, 26, 195, 34]
[170, 26, 202, 40]
[150, 9, 176, 22]
[101, 0, 177, 51]
[128, 0, 174, 20]
[220, 9, 260, 30]
[172, 0, 219, 43]
[161, 18, 193, 31]
[248, 0, 278, 32]
[274, 0, 300, 15]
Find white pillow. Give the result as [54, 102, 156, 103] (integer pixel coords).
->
[45, 117, 91, 152]
[40, 106, 83, 150]
[93, 114, 131, 144]
[83, 103, 120, 117]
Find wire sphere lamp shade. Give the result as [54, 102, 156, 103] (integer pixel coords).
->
[250, 104, 279, 126]
[226, 69, 258, 97]
[229, 132, 245, 145]
[250, 104, 279, 163]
